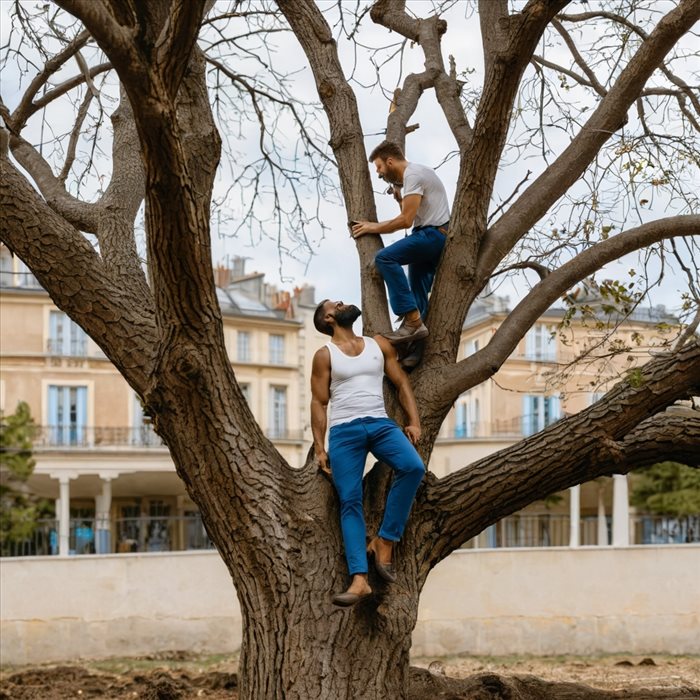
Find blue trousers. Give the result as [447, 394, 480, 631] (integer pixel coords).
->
[374, 225, 447, 318]
[328, 417, 425, 576]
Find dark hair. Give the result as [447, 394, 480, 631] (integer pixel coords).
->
[368, 140, 404, 163]
[313, 299, 333, 336]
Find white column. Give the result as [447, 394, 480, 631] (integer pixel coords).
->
[597, 481, 608, 546]
[95, 478, 112, 554]
[569, 485, 580, 547]
[58, 476, 71, 556]
[612, 473, 630, 547]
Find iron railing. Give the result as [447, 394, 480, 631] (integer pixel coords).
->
[1, 515, 214, 556]
[462, 514, 700, 548]
[4, 514, 697, 557]
[31, 425, 165, 448]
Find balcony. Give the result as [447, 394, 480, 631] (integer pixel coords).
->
[462, 513, 700, 549]
[32, 425, 165, 449]
[445, 414, 562, 440]
[30, 425, 305, 449]
[46, 339, 88, 357]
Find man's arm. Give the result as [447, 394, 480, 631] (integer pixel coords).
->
[351, 193, 421, 237]
[310, 347, 332, 475]
[374, 335, 421, 445]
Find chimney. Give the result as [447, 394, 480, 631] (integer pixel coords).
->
[232, 256, 246, 279]
[214, 265, 232, 288]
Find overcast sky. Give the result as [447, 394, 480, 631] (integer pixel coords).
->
[1, 1, 697, 316]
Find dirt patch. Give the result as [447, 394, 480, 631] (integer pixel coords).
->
[1, 654, 697, 699]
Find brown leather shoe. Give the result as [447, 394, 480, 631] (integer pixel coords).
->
[367, 538, 397, 583]
[332, 590, 372, 607]
[383, 320, 428, 345]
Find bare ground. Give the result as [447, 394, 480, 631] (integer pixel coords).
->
[0, 652, 698, 699]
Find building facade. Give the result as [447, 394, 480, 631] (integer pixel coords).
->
[0, 246, 326, 556]
[1, 244, 695, 557]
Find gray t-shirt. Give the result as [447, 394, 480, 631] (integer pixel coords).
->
[402, 162, 450, 228]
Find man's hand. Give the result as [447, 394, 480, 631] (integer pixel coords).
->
[390, 184, 402, 205]
[404, 424, 421, 446]
[351, 221, 380, 238]
[316, 448, 331, 478]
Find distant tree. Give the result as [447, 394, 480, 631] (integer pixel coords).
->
[0, 401, 50, 554]
[631, 460, 700, 517]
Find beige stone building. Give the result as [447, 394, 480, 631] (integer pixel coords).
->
[2, 243, 694, 556]
[432, 288, 690, 548]
[0, 246, 325, 556]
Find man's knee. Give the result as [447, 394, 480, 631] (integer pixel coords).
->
[375, 248, 390, 270]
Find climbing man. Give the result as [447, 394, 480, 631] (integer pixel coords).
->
[310, 299, 425, 607]
[351, 140, 450, 357]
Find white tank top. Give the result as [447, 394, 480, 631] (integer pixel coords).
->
[327, 336, 388, 428]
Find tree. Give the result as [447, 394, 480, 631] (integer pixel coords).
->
[631, 460, 700, 517]
[1, 1, 699, 698]
[0, 401, 51, 555]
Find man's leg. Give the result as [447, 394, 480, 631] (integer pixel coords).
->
[407, 227, 446, 319]
[367, 418, 425, 545]
[374, 235, 422, 318]
[328, 420, 371, 578]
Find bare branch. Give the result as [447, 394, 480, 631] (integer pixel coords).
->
[551, 17, 606, 96]
[7, 132, 99, 232]
[442, 215, 699, 400]
[479, 0, 700, 280]
[417, 341, 700, 574]
[9, 28, 91, 131]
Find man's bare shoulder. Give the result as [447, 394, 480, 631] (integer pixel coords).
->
[312, 345, 331, 367]
[372, 334, 396, 358]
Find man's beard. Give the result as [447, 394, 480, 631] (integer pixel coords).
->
[383, 163, 403, 186]
[335, 305, 362, 328]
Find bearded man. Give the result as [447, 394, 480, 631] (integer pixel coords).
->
[351, 140, 450, 357]
[310, 299, 425, 606]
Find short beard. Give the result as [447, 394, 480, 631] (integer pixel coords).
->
[335, 305, 362, 328]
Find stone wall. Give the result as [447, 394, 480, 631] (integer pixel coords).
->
[2, 546, 698, 665]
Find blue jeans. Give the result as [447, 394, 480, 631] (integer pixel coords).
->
[374, 225, 447, 318]
[328, 417, 425, 576]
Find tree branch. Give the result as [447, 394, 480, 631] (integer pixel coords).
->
[370, 1, 472, 152]
[8, 133, 99, 232]
[276, 0, 389, 336]
[9, 28, 91, 131]
[0, 154, 157, 392]
[416, 340, 700, 575]
[443, 215, 700, 398]
[479, 0, 700, 281]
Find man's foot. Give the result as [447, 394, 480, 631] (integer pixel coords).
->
[383, 318, 428, 345]
[332, 575, 372, 607]
[399, 340, 425, 370]
[367, 537, 397, 583]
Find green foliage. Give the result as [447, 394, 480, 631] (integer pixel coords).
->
[0, 402, 51, 552]
[631, 461, 700, 517]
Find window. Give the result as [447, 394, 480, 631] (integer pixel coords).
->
[49, 311, 87, 356]
[237, 331, 251, 362]
[589, 392, 605, 406]
[269, 386, 287, 438]
[47, 385, 88, 446]
[522, 395, 561, 436]
[525, 324, 557, 361]
[455, 396, 480, 438]
[17, 259, 39, 288]
[0, 252, 12, 287]
[239, 383, 251, 405]
[132, 393, 160, 447]
[269, 334, 285, 364]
